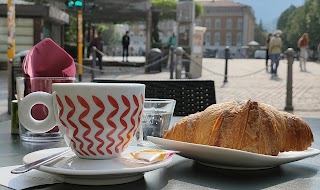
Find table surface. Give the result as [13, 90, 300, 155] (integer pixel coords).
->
[1, 117, 320, 190]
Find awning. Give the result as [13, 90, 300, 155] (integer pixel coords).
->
[65, 0, 151, 23]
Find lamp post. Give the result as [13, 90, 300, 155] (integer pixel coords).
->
[77, 8, 83, 81]
[7, 0, 15, 60]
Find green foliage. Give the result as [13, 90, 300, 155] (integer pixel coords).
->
[277, 5, 296, 31]
[254, 20, 267, 45]
[195, 2, 203, 18]
[65, 16, 78, 46]
[98, 24, 121, 45]
[278, 0, 320, 51]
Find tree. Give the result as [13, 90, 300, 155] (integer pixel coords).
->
[278, 0, 320, 53]
[65, 16, 78, 46]
[96, 24, 121, 46]
[277, 5, 297, 31]
[254, 20, 267, 46]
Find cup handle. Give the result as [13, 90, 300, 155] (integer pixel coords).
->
[18, 91, 57, 133]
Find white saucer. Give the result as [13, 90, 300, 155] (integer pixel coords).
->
[148, 136, 320, 170]
[23, 146, 172, 185]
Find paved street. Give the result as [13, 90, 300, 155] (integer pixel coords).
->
[1, 57, 320, 123]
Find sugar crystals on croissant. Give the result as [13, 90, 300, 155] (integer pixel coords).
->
[163, 100, 314, 156]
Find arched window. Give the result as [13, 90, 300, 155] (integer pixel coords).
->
[227, 19, 233, 29]
[214, 32, 220, 46]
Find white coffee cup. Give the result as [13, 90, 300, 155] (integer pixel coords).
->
[18, 83, 145, 159]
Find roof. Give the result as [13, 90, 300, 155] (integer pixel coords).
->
[1, 0, 151, 23]
[198, 0, 247, 8]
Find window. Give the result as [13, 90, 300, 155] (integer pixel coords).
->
[215, 19, 221, 29]
[226, 32, 232, 46]
[206, 19, 211, 28]
[214, 32, 220, 46]
[205, 32, 211, 46]
[227, 19, 233, 29]
[237, 19, 243, 29]
[168, 21, 173, 29]
[237, 32, 242, 46]
[196, 19, 202, 26]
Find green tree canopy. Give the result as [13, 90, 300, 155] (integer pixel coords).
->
[254, 20, 267, 46]
[278, 0, 320, 52]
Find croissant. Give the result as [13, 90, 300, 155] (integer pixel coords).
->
[163, 100, 314, 156]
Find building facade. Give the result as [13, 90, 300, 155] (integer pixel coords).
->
[116, 0, 255, 58]
[0, 2, 69, 69]
[196, 0, 255, 58]
[127, 20, 177, 56]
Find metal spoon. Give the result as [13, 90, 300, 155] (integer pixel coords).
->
[11, 148, 71, 174]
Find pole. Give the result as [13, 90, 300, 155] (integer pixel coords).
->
[175, 47, 184, 79]
[145, 9, 152, 62]
[91, 46, 96, 81]
[77, 9, 83, 81]
[224, 46, 229, 83]
[284, 48, 294, 112]
[7, 0, 15, 60]
[169, 46, 174, 79]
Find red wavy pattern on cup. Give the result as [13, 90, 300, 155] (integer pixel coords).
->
[116, 95, 130, 152]
[123, 95, 139, 149]
[92, 96, 106, 155]
[56, 95, 70, 137]
[56, 93, 144, 158]
[106, 95, 118, 154]
[133, 94, 144, 135]
[77, 96, 96, 156]
[65, 96, 88, 156]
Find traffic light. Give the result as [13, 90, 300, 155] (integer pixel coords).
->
[65, 0, 82, 8]
[74, 0, 83, 7]
[66, 0, 74, 8]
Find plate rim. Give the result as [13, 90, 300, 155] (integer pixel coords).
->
[147, 136, 320, 169]
[23, 146, 172, 176]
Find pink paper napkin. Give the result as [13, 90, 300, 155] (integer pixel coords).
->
[23, 38, 76, 77]
[21, 38, 76, 127]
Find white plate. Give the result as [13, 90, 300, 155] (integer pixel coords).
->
[23, 146, 172, 185]
[147, 136, 320, 170]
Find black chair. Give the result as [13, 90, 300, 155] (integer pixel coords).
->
[92, 78, 216, 116]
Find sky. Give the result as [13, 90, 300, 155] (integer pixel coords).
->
[233, 0, 305, 23]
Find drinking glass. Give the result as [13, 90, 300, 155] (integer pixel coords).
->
[136, 98, 176, 146]
[16, 77, 76, 142]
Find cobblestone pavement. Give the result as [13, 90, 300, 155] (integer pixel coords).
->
[1, 57, 319, 122]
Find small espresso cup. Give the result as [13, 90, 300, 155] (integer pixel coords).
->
[18, 83, 145, 159]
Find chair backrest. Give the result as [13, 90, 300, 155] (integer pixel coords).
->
[93, 78, 216, 116]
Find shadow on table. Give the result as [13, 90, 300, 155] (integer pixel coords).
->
[167, 159, 319, 190]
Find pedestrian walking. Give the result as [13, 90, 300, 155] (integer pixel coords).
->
[122, 31, 130, 62]
[265, 33, 273, 72]
[87, 31, 104, 70]
[269, 30, 282, 77]
[297, 33, 309, 71]
[168, 33, 177, 49]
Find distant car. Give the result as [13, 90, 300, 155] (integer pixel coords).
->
[254, 50, 266, 59]
[203, 49, 216, 58]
